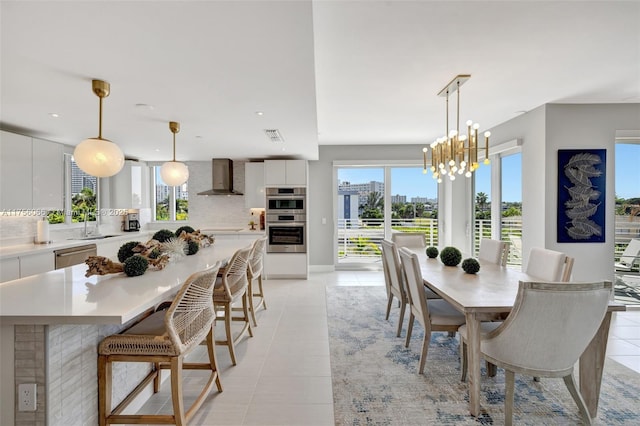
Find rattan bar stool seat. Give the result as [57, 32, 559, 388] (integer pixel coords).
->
[98, 262, 223, 426]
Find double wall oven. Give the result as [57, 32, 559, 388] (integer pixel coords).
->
[266, 188, 306, 253]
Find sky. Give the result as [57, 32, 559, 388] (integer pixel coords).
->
[337, 144, 640, 203]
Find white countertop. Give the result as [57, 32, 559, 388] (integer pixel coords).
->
[0, 238, 254, 325]
[0, 228, 263, 260]
[0, 232, 150, 259]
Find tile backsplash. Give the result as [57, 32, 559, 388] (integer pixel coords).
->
[0, 160, 259, 245]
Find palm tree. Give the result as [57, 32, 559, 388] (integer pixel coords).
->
[476, 192, 488, 215]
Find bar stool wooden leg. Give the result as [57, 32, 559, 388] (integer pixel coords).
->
[153, 362, 161, 393]
[98, 355, 111, 426]
[170, 356, 186, 426]
[225, 302, 237, 365]
[205, 328, 223, 392]
[247, 278, 258, 327]
[243, 292, 254, 338]
[256, 275, 267, 309]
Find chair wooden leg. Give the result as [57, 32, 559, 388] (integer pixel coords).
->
[170, 356, 186, 426]
[505, 369, 515, 426]
[486, 361, 497, 377]
[385, 294, 394, 320]
[405, 313, 414, 348]
[563, 373, 593, 426]
[460, 341, 468, 382]
[396, 300, 406, 337]
[418, 331, 430, 374]
[98, 355, 111, 426]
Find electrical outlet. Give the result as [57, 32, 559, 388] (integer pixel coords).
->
[18, 383, 37, 412]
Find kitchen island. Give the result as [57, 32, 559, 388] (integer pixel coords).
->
[0, 238, 256, 426]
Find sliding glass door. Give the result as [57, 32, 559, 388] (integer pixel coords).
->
[335, 165, 438, 267]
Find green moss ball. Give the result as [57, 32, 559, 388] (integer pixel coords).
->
[426, 246, 439, 258]
[153, 229, 175, 243]
[148, 247, 162, 259]
[462, 258, 481, 274]
[123, 255, 149, 277]
[186, 240, 199, 256]
[117, 241, 141, 263]
[175, 226, 195, 238]
[439, 246, 462, 267]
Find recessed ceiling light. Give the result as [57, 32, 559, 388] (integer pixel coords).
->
[49, 113, 60, 118]
[155, 148, 160, 152]
[135, 103, 155, 110]
[255, 111, 264, 116]
[195, 135, 203, 139]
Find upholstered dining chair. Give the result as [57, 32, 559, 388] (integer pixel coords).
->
[478, 280, 612, 426]
[526, 247, 574, 282]
[214, 245, 253, 365]
[392, 232, 426, 249]
[246, 236, 268, 327]
[381, 239, 409, 337]
[392, 233, 441, 300]
[98, 263, 223, 426]
[478, 238, 510, 266]
[398, 247, 466, 374]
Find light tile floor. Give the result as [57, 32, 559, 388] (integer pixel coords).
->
[132, 270, 640, 425]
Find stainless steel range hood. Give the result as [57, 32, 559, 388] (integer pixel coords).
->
[197, 159, 243, 195]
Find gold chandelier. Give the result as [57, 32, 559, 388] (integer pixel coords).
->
[423, 75, 490, 183]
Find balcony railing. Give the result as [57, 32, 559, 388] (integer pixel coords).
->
[337, 215, 638, 267]
[337, 218, 438, 263]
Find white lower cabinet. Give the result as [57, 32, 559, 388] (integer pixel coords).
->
[264, 253, 307, 279]
[0, 258, 20, 283]
[0, 252, 56, 283]
[19, 252, 55, 278]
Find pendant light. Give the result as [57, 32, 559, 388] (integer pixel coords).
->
[73, 79, 125, 177]
[160, 121, 189, 186]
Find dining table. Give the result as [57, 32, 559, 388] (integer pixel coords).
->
[411, 249, 626, 418]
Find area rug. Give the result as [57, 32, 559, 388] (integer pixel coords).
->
[327, 286, 640, 425]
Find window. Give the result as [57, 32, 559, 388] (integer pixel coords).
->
[153, 167, 188, 221]
[47, 154, 98, 225]
[473, 148, 522, 266]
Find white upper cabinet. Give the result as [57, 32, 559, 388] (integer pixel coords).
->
[0, 131, 32, 210]
[102, 160, 149, 209]
[244, 162, 265, 208]
[264, 160, 307, 186]
[32, 138, 63, 209]
[0, 131, 64, 210]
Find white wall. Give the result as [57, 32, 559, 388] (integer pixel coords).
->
[488, 103, 640, 281]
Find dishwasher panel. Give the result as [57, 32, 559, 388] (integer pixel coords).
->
[54, 244, 97, 269]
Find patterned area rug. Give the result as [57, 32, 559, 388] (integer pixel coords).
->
[327, 286, 640, 425]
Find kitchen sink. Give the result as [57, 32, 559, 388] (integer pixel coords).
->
[68, 235, 118, 241]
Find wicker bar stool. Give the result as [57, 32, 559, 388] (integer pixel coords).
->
[214, 245, 253, 365]
[247, 236, 268, 326]
[98, 262, 223, 426]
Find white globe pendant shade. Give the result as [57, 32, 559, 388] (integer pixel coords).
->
[160, 160, 189, 186]
[73, 138, 125, 177]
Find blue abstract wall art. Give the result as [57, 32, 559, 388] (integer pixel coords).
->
[557, 149, 606, 243]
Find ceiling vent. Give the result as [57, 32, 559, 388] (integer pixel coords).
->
[264, 129, 284, 143]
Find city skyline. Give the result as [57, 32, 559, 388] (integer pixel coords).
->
[337, 145, 640, 203]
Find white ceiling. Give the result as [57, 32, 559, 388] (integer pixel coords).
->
[1, 1, 639, 162]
